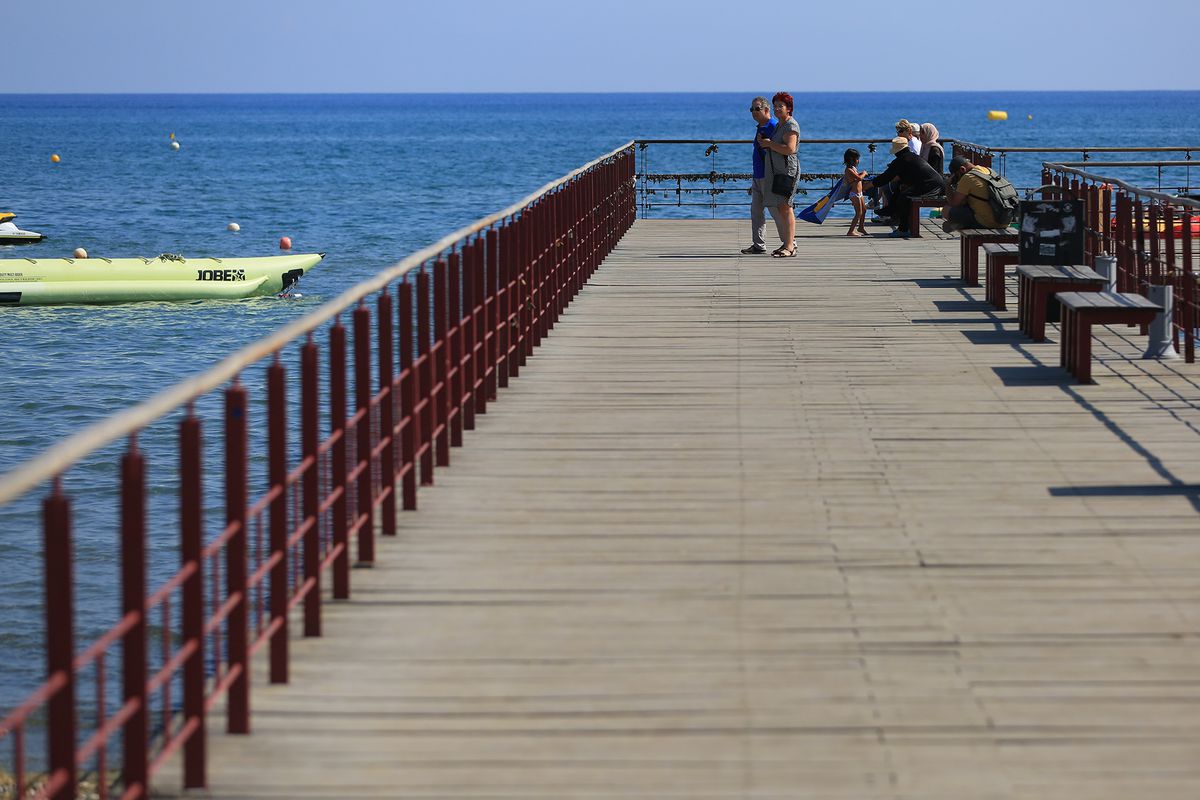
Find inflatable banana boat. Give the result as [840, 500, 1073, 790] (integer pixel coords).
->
[0, 252, 324, 306]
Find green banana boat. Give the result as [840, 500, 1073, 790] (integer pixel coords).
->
[0, 252, 324, 306]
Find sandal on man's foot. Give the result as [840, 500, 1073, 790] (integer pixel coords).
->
[771, 247, 796, 258]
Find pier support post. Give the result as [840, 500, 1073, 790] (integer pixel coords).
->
[1094, 255, 1118, 294]
[1143, 284, 1179, 360]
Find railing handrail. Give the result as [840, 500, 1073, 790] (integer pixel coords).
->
[0, 141, 637, 506]
[635, 138, 958, 146]
[955, 140, 1198, 155]
[1044, 162, 1200, 209]
[1051, 160, 1200, 168]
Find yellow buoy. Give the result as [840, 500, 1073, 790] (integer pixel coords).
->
[169, 132, 175, 139]
[50, 153, 61, 163]
[987, 110, 1008, 121]
[1027, 114, 1033, 120]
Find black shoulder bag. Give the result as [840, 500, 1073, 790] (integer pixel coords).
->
[768, 125, 797, 196]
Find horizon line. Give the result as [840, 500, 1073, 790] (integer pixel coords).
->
[1, 89, 1198, 96]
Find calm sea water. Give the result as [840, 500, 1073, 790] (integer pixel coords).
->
[2, 91, 1199, 715]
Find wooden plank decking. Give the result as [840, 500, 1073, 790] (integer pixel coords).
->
[161, 219, 1200, 799]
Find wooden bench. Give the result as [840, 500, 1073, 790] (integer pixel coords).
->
[982, 243, 1019, 310]
[1016, 264, 1108, 342]
[907, 196, 946, 239]
[959, 229, 1017, 286]
[1058, 291, 1162, 383]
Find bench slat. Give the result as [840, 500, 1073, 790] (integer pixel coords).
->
[1016, 264, 1104, 282]
[1056, 290, 1162, 312]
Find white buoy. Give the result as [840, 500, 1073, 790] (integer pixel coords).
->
[170, 141, 181, 151]
[73, 247, 88, 259]
[227, 222, 241, 232]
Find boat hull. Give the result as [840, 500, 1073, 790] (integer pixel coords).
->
[0, 233, 45, 245]
[0, 253, 323, 306]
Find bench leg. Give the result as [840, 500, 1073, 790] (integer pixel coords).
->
[1060, 306, 1072, 370]
[986, 259, 1006, 311]
[1030, 285, 1050, 342]
[1076, 318, 1093, 383]
[910, 204, 922, 238]
[1017, 275, 1027, 334]
[966, 244, 980, 287]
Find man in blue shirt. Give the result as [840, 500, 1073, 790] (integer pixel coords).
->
[742, 97, 781, 254]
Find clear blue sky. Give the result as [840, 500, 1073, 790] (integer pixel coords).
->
[10, 0, 1197, 92]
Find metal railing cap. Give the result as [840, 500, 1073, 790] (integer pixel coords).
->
[1044, 162, 1200, 209]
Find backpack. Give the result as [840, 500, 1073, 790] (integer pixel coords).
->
[968, 168, 1019, 227]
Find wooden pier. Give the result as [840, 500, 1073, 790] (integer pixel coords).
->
[158, 219, 1200, 799]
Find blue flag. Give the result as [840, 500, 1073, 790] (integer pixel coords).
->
[797, 178, 852, 225]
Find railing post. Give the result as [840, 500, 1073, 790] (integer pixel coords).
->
[398, 281, 418, 510]
[494, 224, 508, 388]
[520, 213, 533, 363]
[1183, 210, 1195, 363]
[1134, 198, 1147, 294]
[1148, 203, 1162, 284]
[1164, 203, 1179, 351]
[224, 381, 250, 733]
[353, 300, 375, 562]
[300, 335, 322, 633]
[121, 434, 148, 798]
[491, 225, 506, 392]
[180, 408, 206, 787]
[460, 240, 477, 431]
[377, 290, 397, 537]
[433, 259, 450, 466]
[267, 357, 289, 683]
[416, 271, 434, 484]
[480, 230, 494, 407]
[43, 478, 75, 800]
[448, 250, 465, 446]
[328, 320, 350, 599]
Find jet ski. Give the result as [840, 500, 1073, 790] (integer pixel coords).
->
[0, 213, 45, 245]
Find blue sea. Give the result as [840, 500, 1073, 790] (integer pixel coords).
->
[2, 91, 1199, 723]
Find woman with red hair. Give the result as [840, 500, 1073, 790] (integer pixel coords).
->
[756, 91, 800, 257]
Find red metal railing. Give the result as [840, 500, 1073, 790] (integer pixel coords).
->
[0, 142, 636, 799]
[1042, 163, 1199, 363]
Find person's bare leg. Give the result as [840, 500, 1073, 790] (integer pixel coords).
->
[848, 196, 866, 236]
[775, 203, 795, 255]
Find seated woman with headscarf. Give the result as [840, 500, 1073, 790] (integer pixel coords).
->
[918, 123, 944, 174]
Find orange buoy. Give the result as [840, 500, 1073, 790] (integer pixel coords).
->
[279, 236, 292, 250]
[51, 153, 61, 163]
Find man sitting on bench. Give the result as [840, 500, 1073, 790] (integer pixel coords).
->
[861, 138, 945, 239]
[942, 156, 1006, 233]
